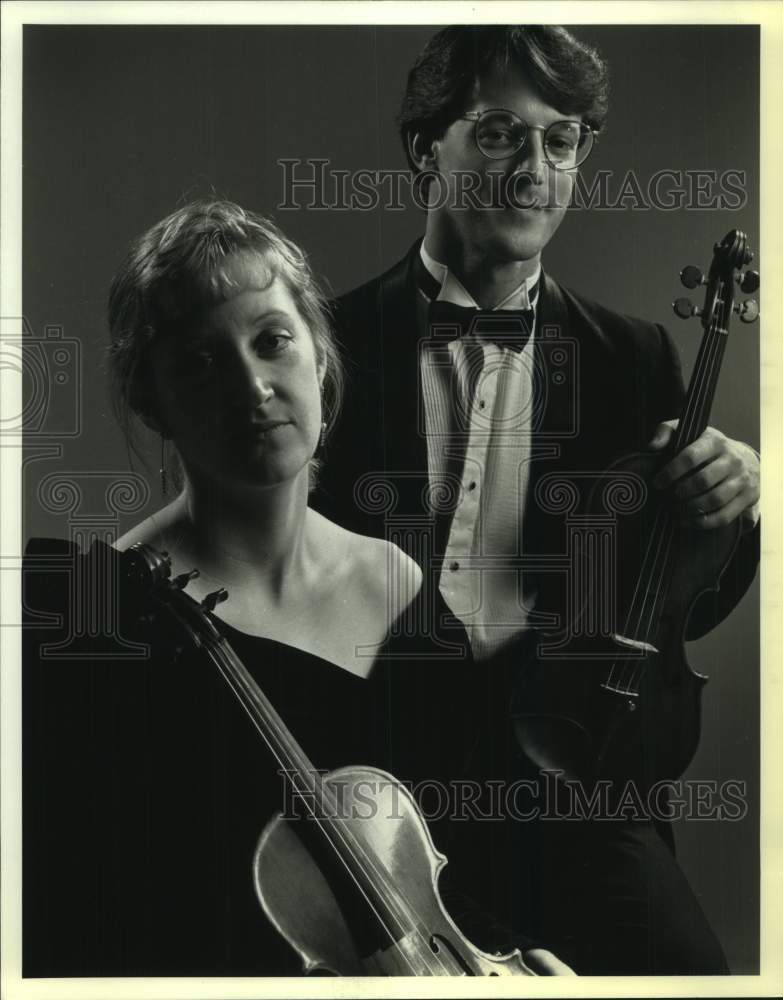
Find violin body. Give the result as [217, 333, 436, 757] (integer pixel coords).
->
[515, 448, 742, 790]
[253, 766, 534, 976]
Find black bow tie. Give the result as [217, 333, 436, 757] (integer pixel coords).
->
[428, 299, 535, 354]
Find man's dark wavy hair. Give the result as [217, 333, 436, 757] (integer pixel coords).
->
[398, 26, 609, 177]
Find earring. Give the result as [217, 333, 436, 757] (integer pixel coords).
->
[159, 435, 168, 497]
[319, 421, 327, 451]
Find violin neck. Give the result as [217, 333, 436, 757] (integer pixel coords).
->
[673, 279, 731, 452]
[621, 281, 733, 655]
[209, 636, 328, 807]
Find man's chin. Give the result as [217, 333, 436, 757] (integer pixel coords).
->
[480, 225, 555, 264]
[465, 204, 560, 257]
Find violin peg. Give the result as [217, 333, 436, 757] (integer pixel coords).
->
[673, 297, 701, 319]
[679, 265, 704, 289]
[202, 588, 229, 612]
[737, 299, 759, 324]
[739, 270, 760, 294]
[172, 568, 200, 589]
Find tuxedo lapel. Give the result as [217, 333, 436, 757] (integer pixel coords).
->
[375, 241, 432, 520]
[533, 271, 573, 445]
[533, 272, 615, 472]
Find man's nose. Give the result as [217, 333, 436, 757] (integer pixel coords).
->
[512, 129, 547, 185]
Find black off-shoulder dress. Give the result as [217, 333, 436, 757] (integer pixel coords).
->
[22, 537, 521, 977]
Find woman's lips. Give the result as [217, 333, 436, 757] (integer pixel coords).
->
[235, 420, 292, 440]
[251, 420, 289, 432]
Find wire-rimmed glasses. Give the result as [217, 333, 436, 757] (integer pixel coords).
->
[458, 109, 598, 169]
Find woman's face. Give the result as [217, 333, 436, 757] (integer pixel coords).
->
[150, 253, 325, 493]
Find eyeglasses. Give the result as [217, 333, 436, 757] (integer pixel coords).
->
[458, 109, 598, 170]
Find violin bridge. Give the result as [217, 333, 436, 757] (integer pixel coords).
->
[365, 931, 466, 975]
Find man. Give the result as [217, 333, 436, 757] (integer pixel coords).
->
[316, 26, 760, 974]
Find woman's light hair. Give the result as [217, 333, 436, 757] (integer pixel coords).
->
[108, 199, 344, 487]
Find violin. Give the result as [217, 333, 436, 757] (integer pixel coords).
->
[122, 542, 534, 976]
[514, 230, 759, 790]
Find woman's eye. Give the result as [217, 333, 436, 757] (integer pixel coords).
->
[257, 328, 293, 353]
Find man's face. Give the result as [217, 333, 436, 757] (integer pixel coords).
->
[426, 68, 578, 264]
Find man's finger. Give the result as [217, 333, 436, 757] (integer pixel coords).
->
[674, 462, 733, 501]
[687, 494, 750, 530]
[683, 475, 745, 515]
[647, 419, 677, 451]
[654, 436, 722, 489]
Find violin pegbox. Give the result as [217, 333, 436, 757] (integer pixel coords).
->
[673, 229, 759, 327]
[122, 542, 230, 649]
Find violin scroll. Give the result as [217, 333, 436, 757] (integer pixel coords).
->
[120, 542, 228, 647]
[122, 541, 172, 593]
[674, 229, 759, 328]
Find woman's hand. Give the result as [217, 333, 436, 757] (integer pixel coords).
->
[523, 947, 577, 975]
[648, 421, 760, 531]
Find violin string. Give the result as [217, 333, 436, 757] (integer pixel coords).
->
[237, 679, 459, 976]
[211, 650, 447, 974]
[606, 458, 679, 692]
[606, 278, 728, 694]
[208, 639, 456, 975]
[624, 314, 724, 690]
[632, 322, 725, 680]
[622, 516, 676, 693]
[206, 647, 417, 970]
[619, 281, 728, 694]
[606, 503, 670, 692]
[635, 281, 728, 643]
[604, 489, 666, 691]
[606, 345, 708, 692]
[678, 280, 725, 447]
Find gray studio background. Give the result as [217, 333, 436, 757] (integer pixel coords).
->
[23, 24, 760, 972]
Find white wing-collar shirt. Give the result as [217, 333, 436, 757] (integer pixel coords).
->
[417, 242, 542, 661]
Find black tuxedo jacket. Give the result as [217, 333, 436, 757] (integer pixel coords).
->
[315, 241, 758, 641]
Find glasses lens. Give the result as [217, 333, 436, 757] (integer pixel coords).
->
[545, 121, 593, 168]
[474, 111, 526, 159]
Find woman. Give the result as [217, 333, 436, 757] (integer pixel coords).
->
[23, 200, 571, 976]
[110, 199, 419, 670]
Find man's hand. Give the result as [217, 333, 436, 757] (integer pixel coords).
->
[523, 947, 577, 975]
[648, 421, 760, 531]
